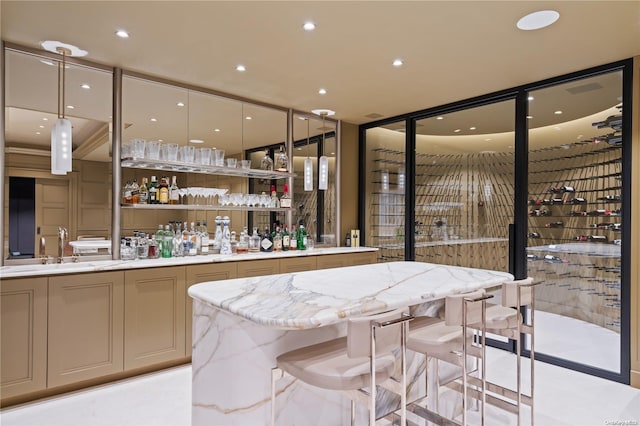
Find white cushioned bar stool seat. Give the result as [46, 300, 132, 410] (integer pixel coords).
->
[271, 307, 413, 426]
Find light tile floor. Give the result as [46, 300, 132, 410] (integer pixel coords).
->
[2, 311, 639, 426]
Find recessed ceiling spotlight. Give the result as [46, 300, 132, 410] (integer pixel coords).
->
[42, 117, 49, 121]
[177, 102, 185, 107]
[39, 125, 45, 128]
[236, 64, 246, 72]
[454, 129, 461, 133]
[158, 139, 164, 142]
[436, 116, 444, 120]
[469, 126, 476, 130]
[554, 110, 563, 115]
[41, 40, 88, 57]
[115, 29, 130, 38]
[528, 96, 535, 101]
[392, 59, 404, 67]
[527, 115, 533, 119]
[245, 116, 252, 120]
[311, 109, 336, 116]
[66, 105, 75, 109]
[303, 21, 316, 31]
[36, 132, 41, 135]
[214, 128, 220, 132]
[189, 139, 204, 144]
[80, 83, 91, 89]
[150, 118, 157, 122]
[318, 88, 327, 95]
[517, 10, 560, 31]
[485, 138, 492, 142]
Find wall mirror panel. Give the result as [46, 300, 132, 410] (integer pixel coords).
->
[3, 48, 113, 261]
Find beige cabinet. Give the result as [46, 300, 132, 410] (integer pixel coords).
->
[237, 258, 279, 277]
[1, 277, 48, 399]
[316, 251, 377, 270]
[279, 256, 317, 273]
[124, 266, 186, 369]
[48, 272, 124, 388]
[185, 263, 238, 356]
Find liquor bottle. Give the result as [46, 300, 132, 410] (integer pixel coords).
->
[297, 225, 307, 250]
[260, 227, 273, 252]
[270, 185, 281, 208]
[136, 232, 149, 259]
[155, 224, 165, 256]
[200, 220, 210, 255]
[280, 183, 291, 208]
[289, 225, 297, 250]
[237, 226, 249, 254]
[561, 186, 575, 193]
[273, 226, 283, 251]
[188, 222, 198, 256]
[345, 232, 351, 247]
[569, 197, 587, 204]
[169, 176, 180, 205]
[543, 254, 567, 263]
[158, 176, 170, 204]
[194, 221, 202, 254]
[547, 187, 563, 194]
[260, 148, 274, 171]
[550, 198, 565, 205]
[172, 222, 184, 257]
[282, 227, 290, 251]
[527, 254, 539, 261]
[248, 227, 260, 253]
[545, 221, 564, 228]
[275, 145, 288, 172]
[182, 221, 192, 255]
[148, 235, 159, 259]
[162, 225, 173, 258]
[131, 178, 140, 204]
[599, 194, 622, 201]
[220, 217, 232, 255]
[139, 177, 149, 204]
[123, 180, 132, 204]
[148, 176, 159, 204]
[588, 235, 608, 242]
[213, 216, 223, 254]
[527, 232, 541, 238]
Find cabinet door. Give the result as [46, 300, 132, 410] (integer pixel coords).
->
[1, 277, 48, 400]
[48, 272, 124, 388]
[237, 259, 279, 277]
[316, 252, 377, 270]
[124, 266, 186, 369]
[279, 256, 317, 273]
[185, 263, 237, 356]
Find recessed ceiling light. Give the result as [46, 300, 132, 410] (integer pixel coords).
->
[331, 152, 335, 155]
[296, 147, 303, 151]
[454, 129, 461, 133]
[528, 96, 535, 101]
[214, 128, 221, 132]
[392, 59, 403, 67]
[39, 125, 45, 128]
[66, 105, 74, 109]
[527, 115, 533, 119]
[303, 21, 316, 31]
[436, 116, 444, 120]
[318, 88, 327, 95]
[189, 139, 204, 144]
[115, 29, 130, 38]
[517, 10, 559, 31]
[177, 102, 185, 107]
[42, 117, 49, 121]
[36, 132, 41, 135]
[469, 126, 476, 130]
[236, 64, 246, 72]
[158, 139, 164, 142]
[485, 138, 492, 142]
[150, 118, 157, 122]
[554, 110, 563, 115]
[311, 109, 336, 116]
[245, 116, 252, 120]
[41, 40, 88, 57]
[81, 83, 91, 89]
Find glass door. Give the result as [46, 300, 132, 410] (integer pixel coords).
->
[526, 70, 624, 376]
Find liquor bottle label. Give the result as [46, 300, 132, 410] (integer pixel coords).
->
[261, 238, 273, 250]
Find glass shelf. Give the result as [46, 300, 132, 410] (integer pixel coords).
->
[121, 157, 295, 179]
[121, 203, 292, 212]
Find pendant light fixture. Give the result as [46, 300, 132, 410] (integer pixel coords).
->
[303, 117, 313, 191]
[41, 41, 87, 175]
[311, 109, 335, 191]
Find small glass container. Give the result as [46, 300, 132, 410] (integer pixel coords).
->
[275, 145, 288, 172]
[121, 238, 137, 260]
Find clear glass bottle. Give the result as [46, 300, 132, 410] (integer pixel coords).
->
[280, 183, 291, 208]
[230, 231, 238, 254]
[121, 238, 137, 260]
[169, 176, 180, 205]
[148, 176, 158, 204]
[172, 222, 184, 257]
[260, 227, 273, 252]
[139, 177, 149, 204]
[270, 185, 280, 208]
[200, 220, 210, 255]
[273, 226, 283, 251]
[260, 148, 274, 171]
[188, 222, 198, 256]
[275, 145, 288, 172]
[182, 221, 192, 255]
[220, 216, 232, 255]
[237, 226, 249, 254]
[249, 227, 261, 253]
[137, 232, 149, 259]
[155, 224, 165, 255]
[162, 225, 173, 258]
[213, 216, 223, 254]
[123, 180, 132, 204]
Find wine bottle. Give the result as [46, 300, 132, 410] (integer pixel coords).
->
[545, 221, 564, 228]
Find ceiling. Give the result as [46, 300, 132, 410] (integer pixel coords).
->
[2, 1, 639, 126]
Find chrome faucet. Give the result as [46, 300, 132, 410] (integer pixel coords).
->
[39, 237, 51, 264]
[57, 227, 68, 263]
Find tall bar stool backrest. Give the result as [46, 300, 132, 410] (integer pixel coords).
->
[501, 277, 534, 307]
[444, 290, 486, 327]
[347, 307, 409, 358]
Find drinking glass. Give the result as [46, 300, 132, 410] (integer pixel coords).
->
[199, 148, 212, 165]
[213, 149, 225, 166]
[240, 160, 252, 169]
[166, 144, 179, 161]
[130, 138, 146, 158]
[146, 140, 160, 160]
[121, 142, 131, 159]
[180, 145, 196, 163]
[159, 143, 168, 160]
[226, 158, 237, 168]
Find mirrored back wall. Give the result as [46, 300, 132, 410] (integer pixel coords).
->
[2, 42, 340, 264]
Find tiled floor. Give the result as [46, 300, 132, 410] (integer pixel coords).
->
[2, 310, 639, 426]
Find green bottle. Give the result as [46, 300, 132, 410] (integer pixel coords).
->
[297, 225, 307, 250]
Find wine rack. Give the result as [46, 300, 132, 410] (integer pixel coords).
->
[527, 123, 623, 332]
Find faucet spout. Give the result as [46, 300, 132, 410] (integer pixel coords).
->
[58, 227, 68, 263]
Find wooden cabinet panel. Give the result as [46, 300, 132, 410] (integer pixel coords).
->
[124, 266, 186, 369]
[48, 272, 124, 388]
[1, 277, 48, 399]
[237, 259, 279, 277]
[279, 256, 317, 273]
[185, 263, 237, 356]
[316, 252, 377, 270]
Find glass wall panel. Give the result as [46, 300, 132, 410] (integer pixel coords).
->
[414, 100, 514, 274]
[526, 71, 623, 374]
[363, 121, 406, 262]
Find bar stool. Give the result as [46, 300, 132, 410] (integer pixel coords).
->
[406, 290, 492, 426]
[270, 307, 413, 426]
[481, 277, 537, 426]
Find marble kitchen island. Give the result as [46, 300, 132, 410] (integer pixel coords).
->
[188, 261, 513, 425]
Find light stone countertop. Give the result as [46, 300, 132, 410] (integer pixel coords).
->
[188, 261, 513, 330]
[0, 247, 378, 279]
